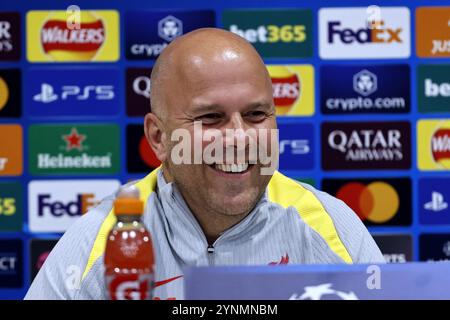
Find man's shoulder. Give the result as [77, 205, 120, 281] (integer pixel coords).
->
[267, 171, 384, 264]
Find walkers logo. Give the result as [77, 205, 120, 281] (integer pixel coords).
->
[278, 123, 313, 170]
[0, 69, 21, 118]
[27, 10, 119, 62]
[0, 124, 23, 176]
[419, 178, 450, 225]
[27, 67, 119, 117]
[28, 179, 120, 232]
[319, 7, 410, 59]
[321, 65, 410, 114]
[30, 239, 58, 282]
[127, 124, 161, 173]
[267, 65, 314, 116]
[416, 7, 450, 58]
[420, 233, 450, 262]
[0, 13, 20, 61]
[0, 182, 22, 232]
[28, 124, 120, 175]
[417, 65, 450, 113]
[126, 68, 152, 117]
[372, 234, 412, 263]
[321, 121, 411, 170]
[418, 119, 450, 170]
[322, 178, 411, 226]
[0, 239, 22, 288]
[125, 11, 215, 60]
[223, 9, 313, 58]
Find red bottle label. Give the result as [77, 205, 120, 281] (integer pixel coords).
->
[106, 272, 154, 300]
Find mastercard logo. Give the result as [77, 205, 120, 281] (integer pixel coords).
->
[336, 181, 399, 223]
[431, 128, 450, 169]
[139, 136, 161, 169]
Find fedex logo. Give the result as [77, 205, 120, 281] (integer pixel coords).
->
[328, 20, 402, 44]
[319, 7, 410, 59]
[37, 193, 97, 217]
[29, 180, 120, 233]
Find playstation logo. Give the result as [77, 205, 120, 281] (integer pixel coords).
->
[353, 69, 377, 96]
[33, 83, 58, 103]
[424, 191, 449, 212]
[158, 15, 183, 42]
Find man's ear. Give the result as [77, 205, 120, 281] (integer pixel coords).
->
[144, 113, 167, 162]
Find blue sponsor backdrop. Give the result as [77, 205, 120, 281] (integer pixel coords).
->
[1, 0, 450, 299]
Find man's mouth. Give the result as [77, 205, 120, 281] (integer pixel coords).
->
[209, 163, 254, 174]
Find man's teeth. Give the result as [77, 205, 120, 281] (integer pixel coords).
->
[214, 163, 249, 173]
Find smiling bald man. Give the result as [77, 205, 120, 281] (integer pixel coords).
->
[26, 28, 384, 300]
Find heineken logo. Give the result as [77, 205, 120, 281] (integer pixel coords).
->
[29, 124, 120, 175]
[37, 153, 112, 169]
[62, 127, 86, 152]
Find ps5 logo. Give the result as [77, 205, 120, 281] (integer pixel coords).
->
[158, 15, 183, 42]
[280, 139, 310, 155]
[33, 83, 115, 103]
[424, 191, 449, 212]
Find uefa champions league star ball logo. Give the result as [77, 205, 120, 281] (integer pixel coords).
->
[353, 69, 377, 96]
[289, 283, 359, 300]
[443, 241, 450, 257]
[158, 15, 183, 42]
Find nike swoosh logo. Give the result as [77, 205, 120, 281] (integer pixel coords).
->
[154, 275, 183, 288]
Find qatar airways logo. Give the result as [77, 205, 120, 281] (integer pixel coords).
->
[322, 122, 411, 170]
[328, 129, 403, 161]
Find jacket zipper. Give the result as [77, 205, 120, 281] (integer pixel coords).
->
[207, 245, 215, 266]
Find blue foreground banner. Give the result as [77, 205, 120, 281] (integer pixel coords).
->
[184, 262, 450, 300]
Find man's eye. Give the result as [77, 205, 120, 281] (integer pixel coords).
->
[196, 113, 223, 123]
[246, 111, 267, 121]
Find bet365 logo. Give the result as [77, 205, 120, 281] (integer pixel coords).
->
[0, 197, 15, 216]
[0, 182, 22, 231]
[229, 24, 306, 44]
[223, 9, 313, 58]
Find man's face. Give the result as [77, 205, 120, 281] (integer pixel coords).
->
[161, 53, 277, 217]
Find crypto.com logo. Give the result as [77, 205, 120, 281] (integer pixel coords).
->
[169, 122, 279, 175]
[158, 15, 183, 42]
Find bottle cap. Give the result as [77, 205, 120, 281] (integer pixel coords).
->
[114, 185, 144, 215]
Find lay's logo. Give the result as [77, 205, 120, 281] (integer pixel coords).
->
[418, 120, 450, 171]
[432, 129, 450, 164]
[27, 10, 119, 62]
[267, 65, 314, 116]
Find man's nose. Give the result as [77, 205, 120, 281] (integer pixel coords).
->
[223, 113, 248, 148]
